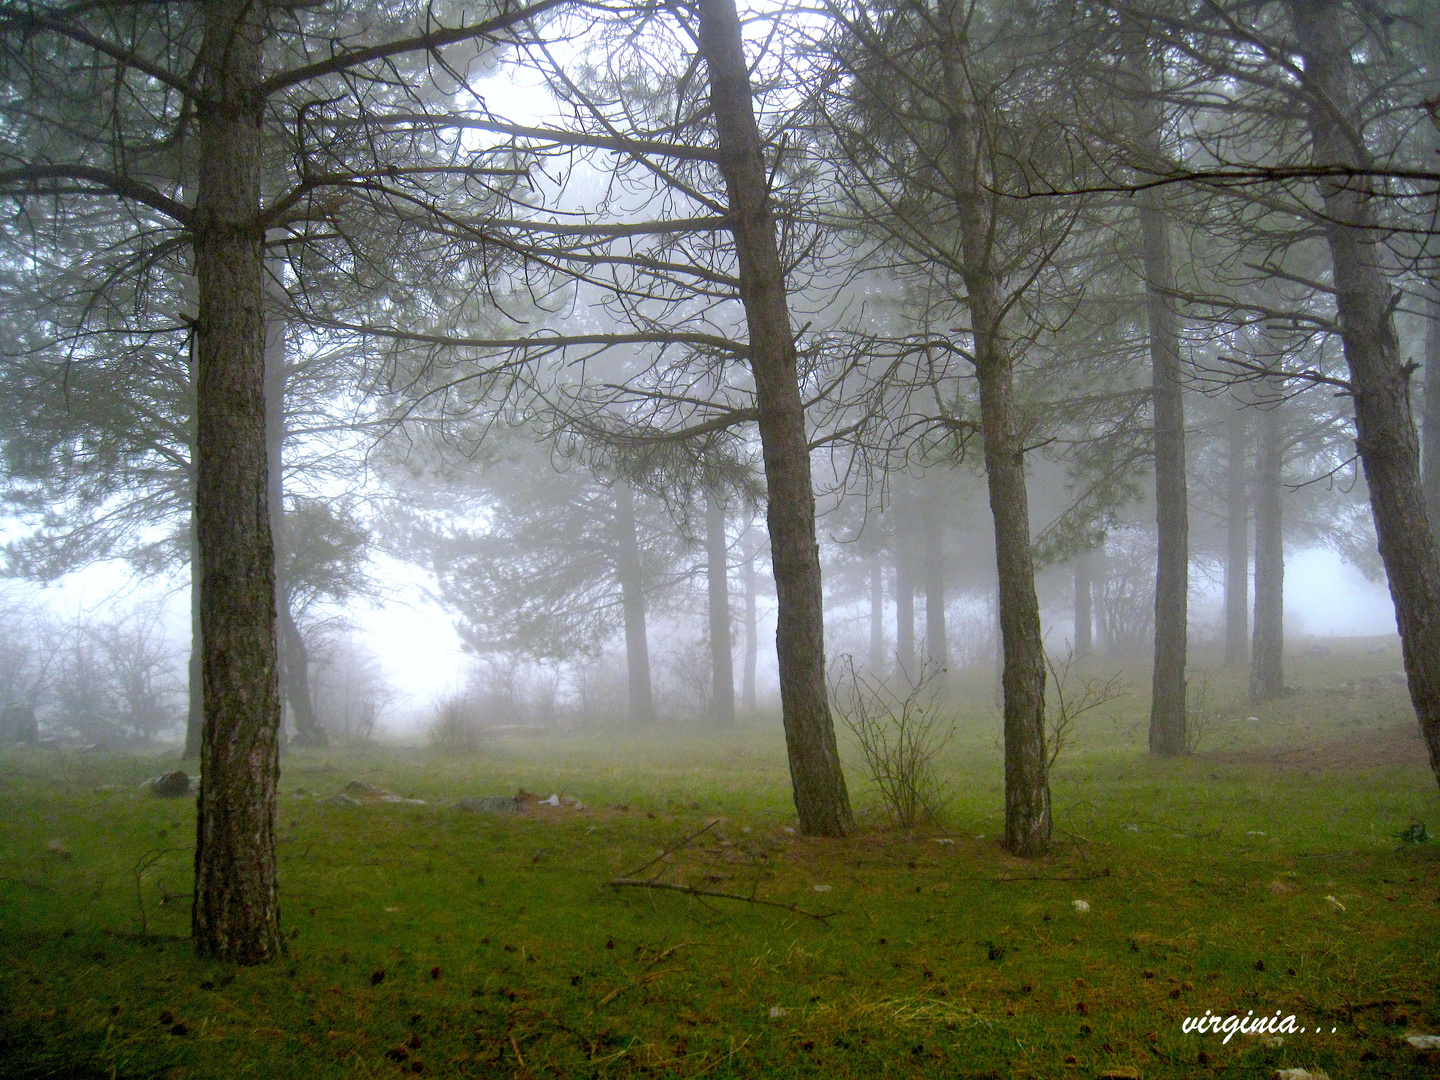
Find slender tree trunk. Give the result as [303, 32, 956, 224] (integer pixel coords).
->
[868, 555, 885, 675]
[263, 271, 325, 749]
[1225, 403, 1250, 667]
[742, 529, 758, 711]
[939, 0, 1048, 854]
[1288, 0, 1440, 787]
[705, 489, 735, 728]
[190, 0, 281, 965]
[923, 505, 948, 696]
[185, 524, 203, 759]
[613, 482, 655, 726]
[1140, 197, 1188, 756]
[698, 0, 851, 835]
[1073, 550, 1092, 655]
[895, 533, 916, 684]
[1250, 404, 1284, 702]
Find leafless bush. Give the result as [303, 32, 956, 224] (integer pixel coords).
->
[1045, 646, 1126, 770]
[830, 655, 954, 828]
[426, 692, 487, 753]
[1185, 670, 1215, 754]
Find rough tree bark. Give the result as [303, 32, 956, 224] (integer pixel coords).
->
[613, 482, 655, 726]
[185, 525, 203, 759]
[264, 270, 325, 748]
[190, 0, 282, 965]
[895, 531, 916, 683]
[922, 504, 948, 696]
[938, 0, 1049, 854]
[1250, 402, 1284, 702]
[1287, 0, 1440, 787]
[1424, 287, 1440, 528]
[705, 488, 735, 728]
[697, 0, 851, 835]
[1225, 402, 1250, 667]
[1073, 549, 1092, 655]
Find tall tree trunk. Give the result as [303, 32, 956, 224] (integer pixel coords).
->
[895, 532, 916, 684]
[698, 0, 851, 835]
[922, 505, 948, 697]
[742, 529, 758, 711]
[1073, 549, 1092, 655]
[1140, 197, 1188, 756]
[1288, 0, 1440, 787]
[613, 482, 655, 726]
[868, 555, 885, 674]
[190, 0, 281, 965]
[705, 489, 735, 728]
[1225, 403, 1250, 667]
[1424, 286, 1440, 529]
[264, 269, 325, 749]
[939, 0, 1048, 854]
[1250, 403, 1284, 702]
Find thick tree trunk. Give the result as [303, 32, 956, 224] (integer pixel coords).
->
[1225, 404, 1250, 667]
[705, 489, 735, 728]
[895, 532, 916, 684]
[1250, 404, 1284, 702]
[939, 0, 1048, 854]
[922, 505, 948, 696]
[190, 0, 282, 965]
[1073, 549, 1092, 655]
[613, 482, 655, 726]
[1288, 0, 1440, 787]
[263, 274, 325, 749]
[1424, 287, 1440, 528]
[742, 530, 758, 711]
[1139, 197, 1188, 757]
[698, 0, 851, 835]
[869, 555, 885, 674]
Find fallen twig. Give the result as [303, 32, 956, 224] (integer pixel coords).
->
[606, 878, 838, 921]
[618, 819, 721, 880]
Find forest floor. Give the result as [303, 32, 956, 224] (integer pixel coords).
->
[2, 636, 1439, 1079]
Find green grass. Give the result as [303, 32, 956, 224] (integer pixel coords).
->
[3, 637, 1439, 1078]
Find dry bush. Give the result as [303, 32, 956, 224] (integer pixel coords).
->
[830, 655, 954, 828]
[426, 692, 487, 753]
[1045, 646, 1126, 769]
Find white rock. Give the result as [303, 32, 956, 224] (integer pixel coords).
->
[1271, 1069, 1330, 1080]
[543, 794, 560, 806]
[812, 884, 832, 892]
[768, 1006, 787, 1018]
[1406, 1035, 1440, 1049]
[933, 837, 954, 844]
[1072, 899, 1090, 913]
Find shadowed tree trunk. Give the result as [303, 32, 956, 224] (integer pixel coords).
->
[922, 505, 948, 697]
[190, 0, 282, 965]
[1250, 403, 1284, 702]
[1424, 286, 1440, 529]
[705, 489, 735, 728]
[613, 482, 655, 726]
[938, 0, 1048, 854]
[1225, 403, 1250, 668]
[264, 267, 325, 748]
[869, 555, 885, 674]
[895, 532, 916, 684]
[742, 529, 758, 711]
[1140, 193, 1188, 758]
[1073, 549, 1092, 655]
[698, 0, 851, 835]
[1287, 0, 1440, 788]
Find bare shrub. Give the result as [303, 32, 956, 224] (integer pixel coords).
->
[1045, 646, 1126, 769]
[1185, 670, 1215, 754]
[830, 655, 954, 827]
[426, 692, 487, 753]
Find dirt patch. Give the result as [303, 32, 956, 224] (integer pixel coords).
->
[1203, 723, 1430, 772]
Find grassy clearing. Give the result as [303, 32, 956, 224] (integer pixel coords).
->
[2, 637, 1438, 1078]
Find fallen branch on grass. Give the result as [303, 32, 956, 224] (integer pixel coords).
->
[617, 819, 721, 880]
[605, 878, 839, 921]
